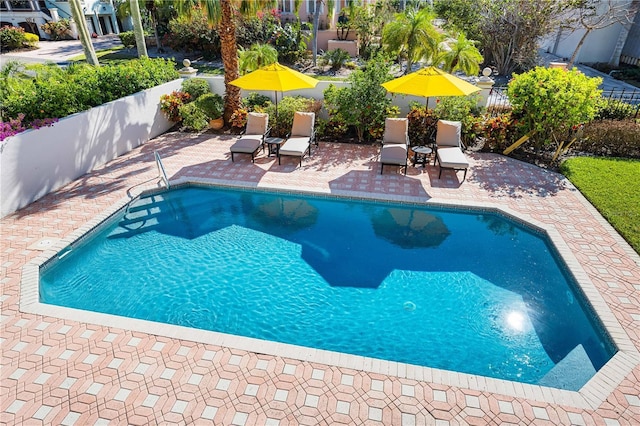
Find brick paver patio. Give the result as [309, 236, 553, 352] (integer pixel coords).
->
[2, 132, 639, 425]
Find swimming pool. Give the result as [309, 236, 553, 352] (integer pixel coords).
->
[39, 185, 615, 390]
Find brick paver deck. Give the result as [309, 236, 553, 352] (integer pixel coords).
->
[2, 132, 639, 425]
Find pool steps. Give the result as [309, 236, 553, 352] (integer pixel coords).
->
[538, 343, 596, 390]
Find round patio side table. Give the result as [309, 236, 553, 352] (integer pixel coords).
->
[265, 137, 285, 158]
[411, 145, 432, 167]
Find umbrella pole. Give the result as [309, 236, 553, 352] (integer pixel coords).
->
[274, 91, 278, 120]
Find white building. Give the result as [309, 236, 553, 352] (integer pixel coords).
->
[542, 0, 640, 66]
[0, 0, 120, 39]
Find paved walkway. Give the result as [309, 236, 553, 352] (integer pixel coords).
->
[2, 133, 639, 425]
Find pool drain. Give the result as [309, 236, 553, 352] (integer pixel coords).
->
[403, 301, 416, 311]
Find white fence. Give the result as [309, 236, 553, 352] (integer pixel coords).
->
[203, 75, 486, 118]
[0, 79, 182, 218]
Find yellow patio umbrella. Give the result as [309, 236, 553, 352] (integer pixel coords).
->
[230, 62, 319, 118]
[382, 66, 480, 107]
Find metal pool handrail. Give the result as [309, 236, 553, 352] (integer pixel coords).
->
[154, 151, 170, 189]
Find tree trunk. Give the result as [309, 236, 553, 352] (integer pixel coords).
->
[149, 7, 163, 51]
[220, 0, 241, 123]
[68, 0, 99, 65]
[568, 28, 591, 68]
[312, 0, 322, 66]
[130, 0, 148, 58]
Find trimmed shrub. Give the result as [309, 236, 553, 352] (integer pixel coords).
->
[118, 31, 137, 48]
[195, 93, 223, 119]
[1, 58, 179, 123]
[236, 11, 281, 47]
[0, 26, 27, 50]
[181, 78, 210, 100]
[316, 116, 350, 141]
[24, 32, 39, 48]
[243, 92, 271, 110]
[595, 98, 638, 120]
[508, 67, 602, 147]
[323, 54, 394, 142]
[165, 10, 220, 58]
[572, 119, 640, 158]
[178, 102, 209, 132]
[272, 22, 310, 64]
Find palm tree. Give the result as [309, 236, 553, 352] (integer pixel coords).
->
[239, 43, 278, 74]
[130, 0, 148, 57]
[68, 0, 99, 65]
[438, 33, 483, 76]
[382, 7, 440, 74]
[177, 1, 274, 122]
[118, 0, 171, 53]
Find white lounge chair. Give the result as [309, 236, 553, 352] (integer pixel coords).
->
[380, 118, 409, 174]
[434, 120, 469, 181]
[279, 111, 315, 167]
[230, 112, 269, 162]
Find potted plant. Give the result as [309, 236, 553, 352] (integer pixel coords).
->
[195, 93, 224, 129]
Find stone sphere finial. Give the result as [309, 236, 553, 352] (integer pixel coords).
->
[183, 59, 191, 68]
[482, 67, 492, 77]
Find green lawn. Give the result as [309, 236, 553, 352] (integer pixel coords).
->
[560, 157, 640, 254]
[69, 48, 226, 75]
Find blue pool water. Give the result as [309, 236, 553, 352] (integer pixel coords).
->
[40, 185, 615, 390]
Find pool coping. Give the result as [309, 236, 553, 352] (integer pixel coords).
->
[20, 176, 640, 411]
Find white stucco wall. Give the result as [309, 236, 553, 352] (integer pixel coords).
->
[541, 0, 632, 64]
[550, 22, 625, 64]
[0, 79, 182, 218]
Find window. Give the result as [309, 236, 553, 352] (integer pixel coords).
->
[307, 0, 323, 14]
[8, 0, 33, 10]
[279, 0, 292, 13]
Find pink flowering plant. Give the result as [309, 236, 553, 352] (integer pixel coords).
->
[0, 114, 58, 142]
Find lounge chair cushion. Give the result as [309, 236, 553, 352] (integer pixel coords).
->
[437, 146, 469, 169]
[245, 112, 268, 136]
[239, 134, 263, 142]
[436, 120, 462, 147]
[279, 137, 309, 156]
[230, 138, 262, 154]
[291, 112, 315, 137]
[383, 118, 408, 144]
[380, 143, 408, 165]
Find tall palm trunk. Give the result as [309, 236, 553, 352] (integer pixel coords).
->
[219, 0, 241, 122]
[69, 0, 99, 65]
[312, 0, 321, 66]
[131, 0, 148, 58]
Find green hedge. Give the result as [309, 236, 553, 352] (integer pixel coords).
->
[1, 58, 179, 122]
[0, 26, 33, 50]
